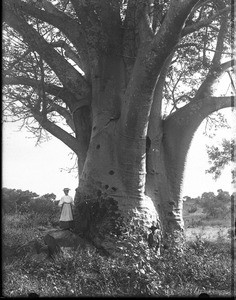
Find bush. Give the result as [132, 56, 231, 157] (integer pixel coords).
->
[2, 188, 57, 216]
[199, 191, 231, 219]
[28, 197, 57, 214]
[2, 188, 38, 214]
[188, 206, 198, 214]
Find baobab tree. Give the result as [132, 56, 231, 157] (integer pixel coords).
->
[3, 0, 234, 251]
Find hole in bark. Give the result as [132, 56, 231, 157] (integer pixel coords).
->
[168, 212, 174, 216]
[96, 144, 100, 149]
[112, 187, 117, 191]
[93, 126, 96, 130]
[109, 170, 115, 175]
[169, 201, 175, 206]
[105, 185, 109, 189]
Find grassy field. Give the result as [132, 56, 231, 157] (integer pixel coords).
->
[2, 207, 233, 298]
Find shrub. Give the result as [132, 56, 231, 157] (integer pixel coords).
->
[28, 197, 57, 215]
[188, 206, 198, 214]
[2, 188, 38, 214]
[199, 191, 231, 219]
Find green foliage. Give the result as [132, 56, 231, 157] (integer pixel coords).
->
[206, 139, 234, 181]
[2, 188, 58, 221]
[2, 188, 38, 214]
[28, 198, 58, 219]
[200, 190, 230, 218]
[184, 190, 231, 220]
[188, 206, 198, 214]
[74, 191, 123, 239]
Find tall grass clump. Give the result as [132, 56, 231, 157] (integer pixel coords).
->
[3, 195, 60, 265]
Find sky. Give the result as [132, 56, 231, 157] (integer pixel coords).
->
[2, 107, 235, 200]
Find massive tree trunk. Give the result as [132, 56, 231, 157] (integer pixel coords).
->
[3, 0, 232, 253]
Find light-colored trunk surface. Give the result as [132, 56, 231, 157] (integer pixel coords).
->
[74, 122, 184, 253]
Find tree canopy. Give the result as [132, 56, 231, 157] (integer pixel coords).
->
[3, 0, 233, 152]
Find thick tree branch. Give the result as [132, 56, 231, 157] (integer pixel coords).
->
[165, 95, 233, 136]
[3, 76, 84, 107]
[51, 41, 83, 72]
[182, 6, 230, 37]
[70, 0, 97, 32]
[48, 102, 75, 132]
[33, 113, 80, 154]
[70, 0, 123, 91]
[146, 52, 175, 199]
[221, 60, 235, 72]
[70, 0, 102, 62]
[162, 94, 232, 200]
[4, 5, 91, 109]
[5, 0, 90, 75]
[121, 0, 200, 138]
[193, 2, 228, 99]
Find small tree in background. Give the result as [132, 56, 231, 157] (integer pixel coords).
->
[2, 188, 38, 214]
[2, 187, 57, 215]
[200, 190, 230, 218]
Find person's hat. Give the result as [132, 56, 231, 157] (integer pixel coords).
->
[63, 188, 70, 191]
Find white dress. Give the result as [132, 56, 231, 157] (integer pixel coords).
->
[58, 195, 74, 221]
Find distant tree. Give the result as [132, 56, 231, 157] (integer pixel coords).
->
[28, 195, 59, 216]
[200, 190, 230, 218]
[183, 196, 192, 202]
[216, 188, 231, 203]
[183, 195, 201, 204]
[183, 195, 201, 214]
[41, 193, 56, 201]
[2, 188, 38, 213]
[188, 206, 198, 214]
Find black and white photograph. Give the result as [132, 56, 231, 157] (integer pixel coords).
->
[2, 0, 235, 297]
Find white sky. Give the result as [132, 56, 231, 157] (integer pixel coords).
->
[2, 108, 235, 200]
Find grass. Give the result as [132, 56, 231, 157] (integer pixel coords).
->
[2, 212, 233, 297]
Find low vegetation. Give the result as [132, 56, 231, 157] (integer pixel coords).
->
[2, 188, 233, 297]
[183, 189, 232, 228]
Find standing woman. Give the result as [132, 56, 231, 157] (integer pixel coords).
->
[58, 188, 74, 230]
